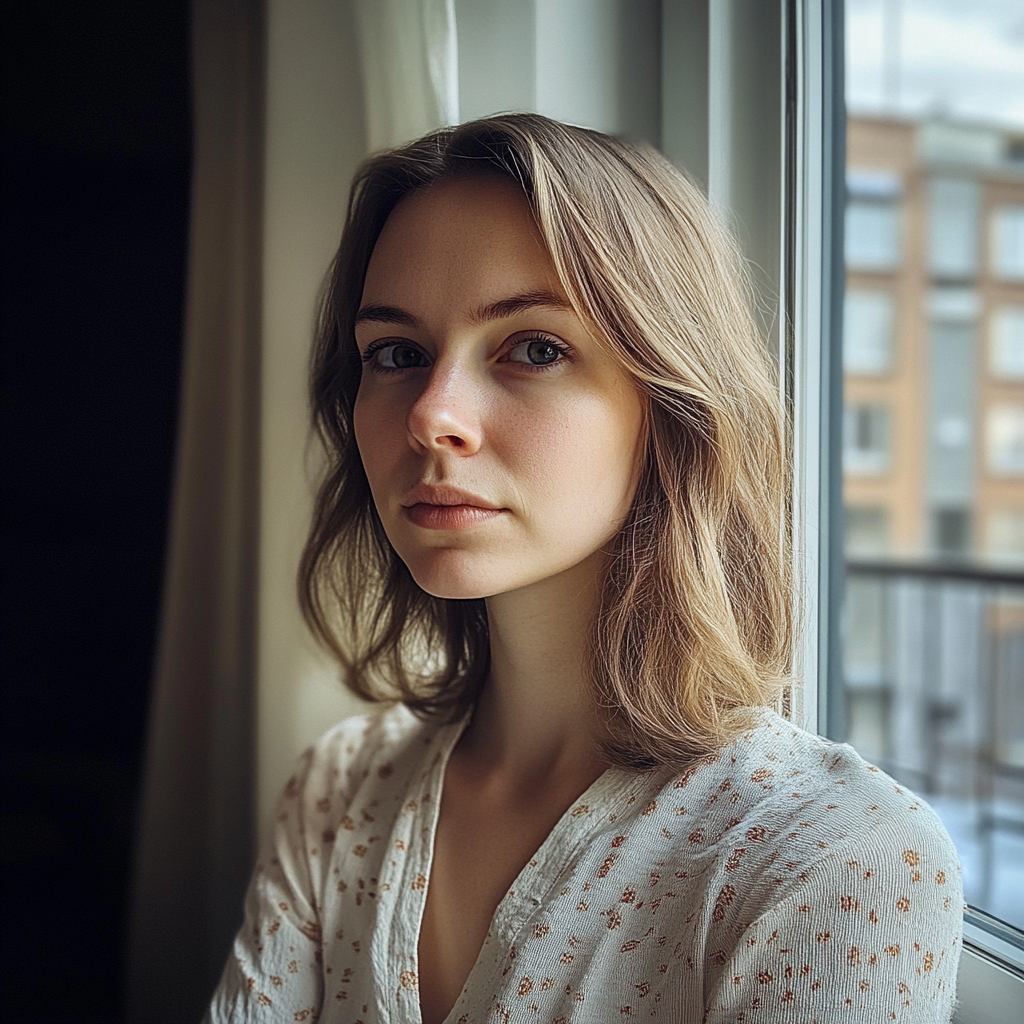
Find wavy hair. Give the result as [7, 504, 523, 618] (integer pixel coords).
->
[299, 113, 792, 769]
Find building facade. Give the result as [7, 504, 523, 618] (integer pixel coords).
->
[844, 115, 1024, 562]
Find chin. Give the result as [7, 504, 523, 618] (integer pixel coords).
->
[408, 571, 499, 602]
[405, 557, 492, 601]
[402, 549, 522, 601]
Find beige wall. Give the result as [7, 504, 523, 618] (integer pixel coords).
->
[258, 0, 370, 839]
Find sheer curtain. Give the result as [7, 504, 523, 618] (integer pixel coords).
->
[125, 2, 456, 1020]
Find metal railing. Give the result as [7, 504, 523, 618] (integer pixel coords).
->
[840, 558, 1024, 927]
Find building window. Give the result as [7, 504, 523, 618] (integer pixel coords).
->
[986, 508, 1024, 565]
[927, 287, 980, 323]
[989, 306, 1024, 380]
[991, 204, 1024, 280]
[845, 505, 889, 556]
[932, 506, 972, 556]
[927, 177, 980, 279]
[926, 295, 978, 509]
[986, 403, 1024, 476]
[845, 170, 901, 271]
[843, 290, 894, 374]
[844, 403, 892, 475]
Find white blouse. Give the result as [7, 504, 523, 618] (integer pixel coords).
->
[205, 704, 963, 1023]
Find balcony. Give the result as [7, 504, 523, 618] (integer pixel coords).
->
[841, 558, 1024, 929]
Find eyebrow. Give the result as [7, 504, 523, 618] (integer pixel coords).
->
[353, 290, 572, 329]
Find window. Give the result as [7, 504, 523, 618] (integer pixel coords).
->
[929, 286, 980, 322]
[845, 505, 889, 555]
[991, 205, 1024, 280]
[990, 306, 1024, 380]
[927, 294, 978, 514]
[843, 289, 894, 374]
[986, 508, 1024, 564]
[845, 171, 901, 270]
[987, 404, 1024, 475]
[843, 403, 891, 475]
[928, 177, 980, 279]
[932, 506, 972, 556]
[841, 0, 1024, 982]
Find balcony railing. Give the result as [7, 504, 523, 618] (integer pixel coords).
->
[840, 558, 1024, 930]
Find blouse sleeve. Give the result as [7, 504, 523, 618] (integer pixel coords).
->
[203, 747, 326, 1024]
[703, 814, 964, 1023]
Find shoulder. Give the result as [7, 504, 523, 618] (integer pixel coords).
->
[659, 707, 962, 924]
[649, 707, 960, 901]
[684, 708, 955, 844]
[283, 701, 438, 798]
[685, 713, 963, 1018]
[272, 703, 441, 840]
[731, 708, 956, 860]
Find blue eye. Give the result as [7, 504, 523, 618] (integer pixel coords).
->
[507, 338, 566, 366]
[366, 342, 428, 370]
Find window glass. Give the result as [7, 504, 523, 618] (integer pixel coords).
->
[992, 205, 1024, 280]
[843, 402, 892, 475]
[843, 0, 1024, 933]
[990, 306, 1024, 380]
[845, 197, 901, 269]
[987, 404, 1024, 476]
[986, 507, 1024, 565]
[928, 177, 979, 279]
[846, 505, 890, 555]
[844, 289, 895, 374]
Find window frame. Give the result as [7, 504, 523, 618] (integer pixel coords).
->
[781, 0, 1024, 1013]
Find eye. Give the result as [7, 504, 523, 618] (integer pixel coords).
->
[363, 341, 429, 371]
[506, 337, 569, 367]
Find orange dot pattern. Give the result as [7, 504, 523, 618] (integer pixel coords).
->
[204, 706, 963, 1023]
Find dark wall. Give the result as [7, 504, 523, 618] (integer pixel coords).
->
[0, 3, 191, 1020]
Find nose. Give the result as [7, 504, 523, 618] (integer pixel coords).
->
[405, 359, 483, 456]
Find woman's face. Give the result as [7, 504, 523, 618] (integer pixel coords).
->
[353, 175, 646, 600]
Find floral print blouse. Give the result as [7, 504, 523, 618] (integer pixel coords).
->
[205, 704, 963, 1023]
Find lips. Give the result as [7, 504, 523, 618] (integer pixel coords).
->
[400, 484, 506, 530]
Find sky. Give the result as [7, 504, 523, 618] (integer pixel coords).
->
[846, 0, 1024, 127]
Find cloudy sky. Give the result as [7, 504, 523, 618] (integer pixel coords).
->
[846, 0, 1024, 127]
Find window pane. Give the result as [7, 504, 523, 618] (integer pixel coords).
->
[845, 198, 900, 269]
[928, 178, 979, 279]
[990, 306, 1024, 380]
[842, 0, 1024, 934]
[844, 289, 895, 374]
[843, 402, 892, 474]
[987, 404, 1024, 476]
[992, 205, 1024, 280]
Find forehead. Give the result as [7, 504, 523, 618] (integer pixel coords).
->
[360, 176, 562, 309]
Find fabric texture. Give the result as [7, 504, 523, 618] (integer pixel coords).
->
[205, 705, 963, 1023]
[125, 1, 263, 1020]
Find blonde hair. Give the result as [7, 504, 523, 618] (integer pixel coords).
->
[300, 113, 791, 770]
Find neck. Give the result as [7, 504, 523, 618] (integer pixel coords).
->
[459, 550, 611, 785]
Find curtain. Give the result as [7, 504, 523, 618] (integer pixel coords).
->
[124, 0, 263, 1019]
[355, 0, 459, 152]
[125, 1, 457, 1020]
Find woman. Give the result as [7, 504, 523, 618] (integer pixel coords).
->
[206, 114, 961, 1023]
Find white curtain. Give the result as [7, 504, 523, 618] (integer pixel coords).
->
[355, 0, 459, 152]
[124, 1, 458, 1020]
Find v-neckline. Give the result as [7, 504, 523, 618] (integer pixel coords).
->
[391, 713, 640, 1024]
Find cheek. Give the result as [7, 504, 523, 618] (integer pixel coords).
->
[353, 390, 402, 491]
[510, 390, 644, 525]
[352, 396, 373, 477]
